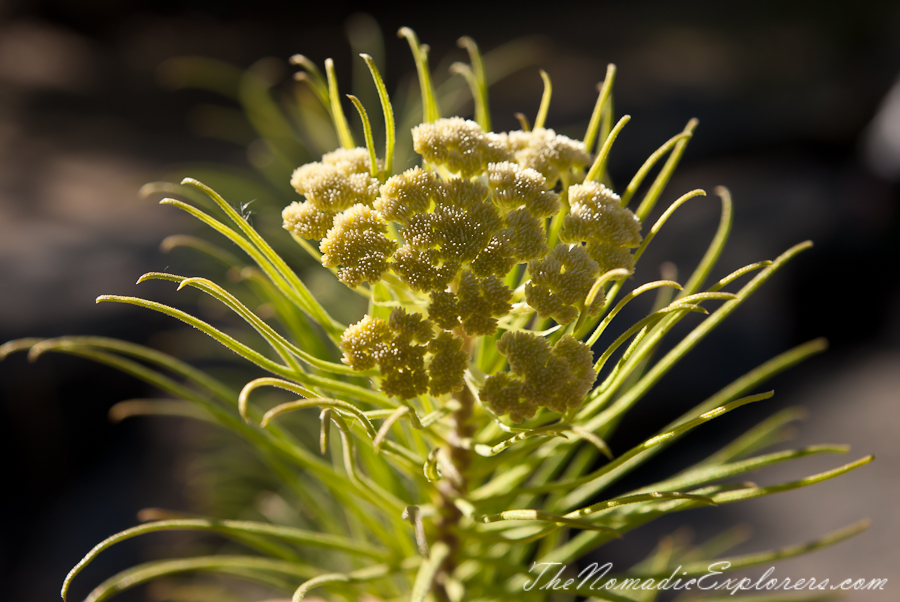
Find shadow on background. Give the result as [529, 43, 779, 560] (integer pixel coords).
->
[0, 1, 897, 600]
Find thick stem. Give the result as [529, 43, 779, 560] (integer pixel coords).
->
[433, 384, 474, 599]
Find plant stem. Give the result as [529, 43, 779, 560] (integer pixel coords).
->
[434, 384, 474, 599]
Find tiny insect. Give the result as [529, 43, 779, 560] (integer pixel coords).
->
[239, 199, 257, 222]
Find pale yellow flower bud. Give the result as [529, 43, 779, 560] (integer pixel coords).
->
[562, 181, 642, 248]
[525, 244, 600, 324]
[290, 147, 380, 212]
[375, 167, 438, 224]
[503, 128, 590, 187]
[412, 117, 510, 177]
[282, 201, 336, 240]
[320, 204, 397, 287]
[487, 161, 560, 217]
[480, 332, 594, 422]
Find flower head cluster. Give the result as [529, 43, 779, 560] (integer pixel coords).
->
[374, 166, 435, 224]
[487, 161, 560, 217]
[411, 117, 509, 177]
[320, 204, 397, 287]
[388, 173, 506, 299]
[283, 148, 380, 240]
[286, 114, 645, 409]
[340, 308, 467, 400]
[427, 272, 513, 336]
[561, 181, 642, 274]
[405, 178, 501, 263]
[502, 128, 591, 187]
[427, 332, 468, 396]
[467, 162, 557, 277]
[525, 244, 604, 324]
[480, 332, 595, 422]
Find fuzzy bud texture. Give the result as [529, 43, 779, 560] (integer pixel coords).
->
[502, 128, 591, 187]
[285, 148, 380, 240]
[282, 201, 335, 240]
[525, 244, 603, 324]
[427, 332, 468, 395]
[320, 204, 397, 287]
[561, 181, 642, 275]
[487, 161, 560, 217]
[287, 112, 647, 411]
[375, 167, 437, 224]
[480, 332, 595, 422]
[412, 117, 509, 177]
[340, 309, 467, 400]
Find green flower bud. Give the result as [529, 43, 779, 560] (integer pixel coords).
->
[435, 179, 500, 262]
[525, 244, 600, 324]
[480, 332, 594, 422]
[320, 204, 397, 287]
[389, 306, 435, 344]
[378, 339, 430, 400]
[428, 290, 461, 330]
[456, 272, 512, 336]
[392, 246, 459, 293]
[479, 372, 527, 422]
[505, 208, 550, 260]
[587, 242, 636, 276]
[339, 314, 391, 371]
[341, 308, 434, 400]
[427, 332, 467, 396]
[470, 230, 517, 278]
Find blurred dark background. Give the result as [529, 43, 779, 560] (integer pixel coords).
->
[0, 0, 898, 600]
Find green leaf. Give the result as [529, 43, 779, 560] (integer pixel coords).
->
[411, 542, 450, 602]
[582, 279, 682, 346]
[634, 118, 698, 220]
[584, 64, 616, 154]
[159, 196, 341, 337]
[700, 406, 810, 465]
[80, 555, 319, 602]
[631, 189, 707, 266]
[107, 399, 211, 422]
[96, 294, 295, 379]
[360, 53, 396, 177]
[62, 518, 389, 600]
[261, 397, 377, 438]
[632, 519, 870, 579]
[586, 241, 814, 434]
[533, 70, 553, 130]
[398, 27, 440, 123]
[586, 115, 631, 183]
[566, 491, 718, 521]
[479, 510, 621, 535]
[680, 186, 733, 296]
[290, 54, 331, 113]
[620, 131, 693, 207]
[180, 178, 345, 337]
[141, 272, 361, 376]
[640, 445, 851, 498]
[558, 392, 774, 511]
[457, 36, 491, 130]
[347, 95, 379, 177]
[325, 58, 355, 149]
[710, 456, 874, 505]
